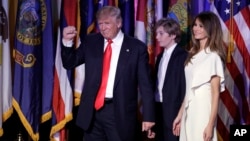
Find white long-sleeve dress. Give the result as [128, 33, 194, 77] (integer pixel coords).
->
[179, 48, 225, 141]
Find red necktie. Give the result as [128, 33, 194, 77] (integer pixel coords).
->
[94, 39, 113, 110]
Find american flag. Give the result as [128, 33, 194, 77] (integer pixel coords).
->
[211, 0, 250, 140]
[50, 0, 76, 140]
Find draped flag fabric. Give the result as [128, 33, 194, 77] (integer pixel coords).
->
[119, 0, 134, 36]
[80, 0, 95, 36]
[134, 0, 146, 43]
[190, 0, 210, 19]
[155, 0, 163, 21]
[154, 0, 163, 57]
[210, 1, 250, 141]
[167, 0, 189, 47]
[13, 0, 54, 140]
[101, 0, 117, 7]
[41, 0, 54, 124]
[50, 0, 75, 140]
[146, 0, 156, 66]
[0, 0, 13, 137]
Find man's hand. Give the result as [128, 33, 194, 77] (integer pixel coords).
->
[142, 122, 155, 138]
[63, 26, 77, 42]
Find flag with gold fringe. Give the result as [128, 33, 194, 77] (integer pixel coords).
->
[12, 0, 54, 140]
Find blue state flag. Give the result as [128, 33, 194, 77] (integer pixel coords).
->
[41, 0, 54, 123]
[41, 0, 56, 123]
[13, 0, 54, 140]
[119, 0, 134, 36]
[80, 0, 95, 37]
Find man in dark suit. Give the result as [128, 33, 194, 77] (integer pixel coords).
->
[61, 6, 155, 141]
[153, 18, 187, 141]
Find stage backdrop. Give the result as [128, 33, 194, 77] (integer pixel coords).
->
[0, 0, 249, 141]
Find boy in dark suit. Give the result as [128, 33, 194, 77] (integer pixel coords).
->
[154, 18, 187, 141]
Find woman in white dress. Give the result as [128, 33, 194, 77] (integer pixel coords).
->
[172, 12, 226, 141]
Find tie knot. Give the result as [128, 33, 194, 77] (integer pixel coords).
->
[107, 39, 113, 44]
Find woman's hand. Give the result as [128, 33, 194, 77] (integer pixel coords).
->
[172, 116, 181, 136]
[203, 124, 213, 141]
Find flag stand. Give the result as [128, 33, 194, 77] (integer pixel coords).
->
[15, 131, 24, 141]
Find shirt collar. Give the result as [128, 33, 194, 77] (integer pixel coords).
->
[105, 30, 124, 45]
[163, 43, 177, 56]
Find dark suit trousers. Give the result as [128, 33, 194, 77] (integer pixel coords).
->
[84, 99, 122, 141]
[155, 102, 179, 141]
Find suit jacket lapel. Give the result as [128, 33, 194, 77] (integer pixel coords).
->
[95, 34, 105, 56]
[114, 36, 131, 88]
[164, 46, 178, 83]
[95, 34, 105, 70]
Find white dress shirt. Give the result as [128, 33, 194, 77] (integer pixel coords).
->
[155, 43, 177, 102]
[105, 31, 124, 98]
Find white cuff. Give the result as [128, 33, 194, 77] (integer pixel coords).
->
[62, 39, 73, 47]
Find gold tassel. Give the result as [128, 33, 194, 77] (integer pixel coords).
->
[227, 37, 234, 63]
